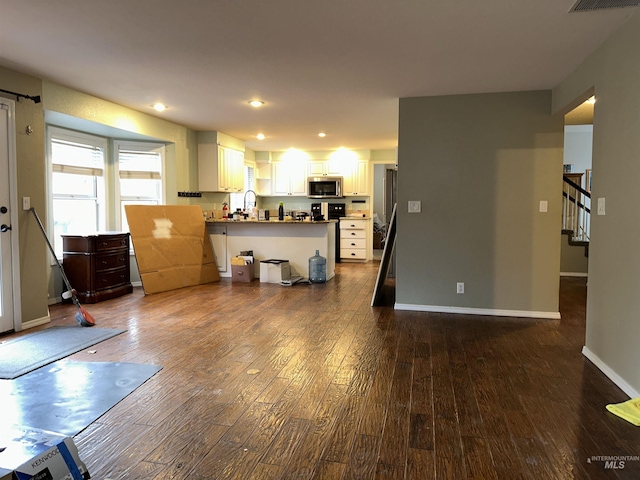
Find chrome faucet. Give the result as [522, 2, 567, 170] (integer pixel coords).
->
[243, 190, 257, 211]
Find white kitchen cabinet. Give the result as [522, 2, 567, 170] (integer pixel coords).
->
[272, 160, 307, 196]
[342, 160, 369, 196]
[209, 225, 227, 272]
[198, 144, 244, 193]
[340, 218, 371, 261]
[308, 159, 343, 177]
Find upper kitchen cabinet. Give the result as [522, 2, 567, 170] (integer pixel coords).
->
[198, 131, 245, 193]
[308, 159, 343, 177]
[342, 159, 370, 196]
[272, 160, 307, 196]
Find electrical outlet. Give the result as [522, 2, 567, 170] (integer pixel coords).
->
[22, 196, 30, 210]
[457, 282, 464, 294]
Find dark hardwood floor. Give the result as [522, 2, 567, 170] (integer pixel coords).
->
[26, 266, 640, 478]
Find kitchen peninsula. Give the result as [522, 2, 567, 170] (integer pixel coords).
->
[207, 220, 336, 280]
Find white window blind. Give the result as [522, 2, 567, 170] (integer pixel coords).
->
[48, 127, 107, 257]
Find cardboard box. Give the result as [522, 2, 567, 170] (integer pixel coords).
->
[0, 426, 90, 480]
[232, 263, 254, 282]
[260, 259, 290, 283]
[125, 205, 220, 294]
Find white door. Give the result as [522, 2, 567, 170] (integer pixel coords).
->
[0, 100, 18, 333]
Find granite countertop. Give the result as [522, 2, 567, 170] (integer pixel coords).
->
[205, 219, 336, 224]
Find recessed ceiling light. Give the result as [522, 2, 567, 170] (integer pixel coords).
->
[318, 132, 326, 137]
[249, 100, 265, 108]
[256, 133, 265, 140]
[152, 103, 167, 112]
[586, 96, 596, 104]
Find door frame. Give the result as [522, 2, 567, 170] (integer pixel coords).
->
[1, 98, 22, 332]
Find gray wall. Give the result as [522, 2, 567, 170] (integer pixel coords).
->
[553, 11, 640, 395]
[397, 91, 564, 316]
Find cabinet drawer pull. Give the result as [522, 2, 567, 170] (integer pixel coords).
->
[351, 243, 356, 246]
[101, 260, 107, 265]
[351, 253, 356, 256]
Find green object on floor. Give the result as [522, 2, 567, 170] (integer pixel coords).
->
[606, 397, 640, 426]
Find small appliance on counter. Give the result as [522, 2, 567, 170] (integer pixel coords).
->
[311, 202, 328, 221]
[328, 203, 346, 262]
[258, 209, 270, 221]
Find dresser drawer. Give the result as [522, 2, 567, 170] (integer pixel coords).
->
[96, 234, 129, 251]
[340, 219, 367, 230]
[96, 269, 129, 290]
[341, 249, 367, 260]
[340, 238, 366, 249]
[96, 251, 128, 272]
[340, 229, 366, 240]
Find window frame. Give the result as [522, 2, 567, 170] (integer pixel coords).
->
[47, 126, 108, 259]
[113, 140, 166, 233]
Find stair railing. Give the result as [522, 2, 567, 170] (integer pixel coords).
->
[562, 175, 591, 242]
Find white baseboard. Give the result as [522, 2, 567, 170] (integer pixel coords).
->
[132, 281, 143, 287]
[20, 314, 51, 331]
[48, 296, 62, 305]
[581, 346, 639, 399]
[560, 272, 588, 278]
[394, 303, 561, 320]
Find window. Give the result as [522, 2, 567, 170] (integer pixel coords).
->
[48, 127, 106, 256]
[229, 164, 256, 212]
[48, 128, 165, 257]
[115, 141, 165, 233]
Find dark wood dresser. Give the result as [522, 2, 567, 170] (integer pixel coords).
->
[62, 233, 133, 303]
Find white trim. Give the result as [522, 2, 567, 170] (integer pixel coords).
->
[131, 281, 143, 287]
[48, 296, 62, 305]
[20, 314, 51, 330]
[394, 303, 561, 320]
[582, 346, 639, 399]
[560, 272, 588, 278]
[1, 99, 23, 332]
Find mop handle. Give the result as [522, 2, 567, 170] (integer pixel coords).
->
[29, 208, 76, 296]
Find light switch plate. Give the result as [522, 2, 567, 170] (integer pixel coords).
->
[597, 197, 605, 215]
[408, 200, 421, 213]
[539, 200, 548, 213]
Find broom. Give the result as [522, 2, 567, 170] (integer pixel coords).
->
[30, 208, 96, 327]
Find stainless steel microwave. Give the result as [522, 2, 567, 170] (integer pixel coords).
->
[307, 176, 343, 198]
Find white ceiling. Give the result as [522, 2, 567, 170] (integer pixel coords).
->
[0, 1, 635, 151]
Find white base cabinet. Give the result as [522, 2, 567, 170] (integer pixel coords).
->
[340, 218, 371, 261]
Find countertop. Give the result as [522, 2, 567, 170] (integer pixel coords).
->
[205, 219, 337, 224]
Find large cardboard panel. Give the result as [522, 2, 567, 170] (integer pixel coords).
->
[125, 205, 219, 294]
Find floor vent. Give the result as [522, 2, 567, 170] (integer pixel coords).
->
[570, 0, 640, 12]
